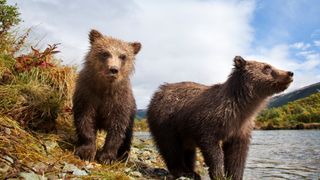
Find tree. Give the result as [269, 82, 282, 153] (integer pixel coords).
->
[0, 0, 24, 52]
[0, 0, 21, 36]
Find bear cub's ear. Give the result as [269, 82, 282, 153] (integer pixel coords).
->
[130, 42, 142, 55]
[89, 29, 103, 44]
[234, 56, 246, 68]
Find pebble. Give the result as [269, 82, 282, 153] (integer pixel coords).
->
[0, 163, 10, 173]
[62, 163, 88, 176]
[44, 141, 58, 153]
[130, 171, 142, 177]
[4, 156, 14, 164]
[19, 172, 47, 180]
[4, 128, 11, 135]
[124, 167, 131, 173]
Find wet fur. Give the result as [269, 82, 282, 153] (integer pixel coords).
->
[147, 56, 293, 179]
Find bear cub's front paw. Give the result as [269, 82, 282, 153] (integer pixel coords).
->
[96, 150, 116, 164]
[75, 145, 96, 161]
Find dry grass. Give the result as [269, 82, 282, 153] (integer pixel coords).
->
[0, 116, 129, 179]
[0, 44, 133, 179]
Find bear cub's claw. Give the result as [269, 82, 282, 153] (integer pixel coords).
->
[75, 145, 96, 161]
[96, 150, 116, 164]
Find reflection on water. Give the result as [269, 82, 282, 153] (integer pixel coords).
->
[134, 130, 320, 179]
[245, 130, 320, 180]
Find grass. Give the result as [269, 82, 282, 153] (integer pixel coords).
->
[0, 32, 169, 179]
[0, 3, 164, 178]
[0, 116, 130, 179]
[0, 41, 135, 179]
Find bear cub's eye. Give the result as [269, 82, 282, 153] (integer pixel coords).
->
[100, 51, 111, 60]
[119, 54, 127, 61]
[263, 65, 272, 74]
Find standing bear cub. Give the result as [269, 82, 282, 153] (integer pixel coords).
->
[147, 56, 293, 179]
[73, 29, 141, 163]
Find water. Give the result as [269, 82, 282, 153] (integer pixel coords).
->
[245, 130, 320, 180]
[134, 130, 320, 180]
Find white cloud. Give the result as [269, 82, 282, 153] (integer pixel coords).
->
[290, 42, 311, 50]
[314, 40, 320, 47]
[8, 0, 319, 109]
[247, 44, 299, 70]
[248, 44, 320, 93]
[10, 0, 255, 108]
[301, 53, 320, 70]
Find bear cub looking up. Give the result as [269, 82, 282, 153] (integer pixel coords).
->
[73, 29, 141, 163]
[147, 56, 293, 180]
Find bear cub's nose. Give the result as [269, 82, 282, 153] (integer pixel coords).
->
[110, 66, 119, 74]
[287, 71, 294, 77]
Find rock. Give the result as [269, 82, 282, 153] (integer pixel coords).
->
[142, 150, 151, 157]
[195, 161, 200, 166]
[58, 172, 66, 179]
[44, 141, 58, 153]
[47, 175, 58, 180]
[124, 168, 131, 173]
[84, 162, 94, 169]
[130, 153, 138, 160]
[19, 172, 47, 180]
[32, 162, 47, 174]
[153, 168, 169, 176]
[0, 163, 10, 173]
[4, 128, 11, 135]
[130, 171, 142, 177]
[176, 177, 192, 180]
[144, 160, 152, 165]
[72, 168, 88, 176]
[62, 163, 88, 176]
[4, 156, 14, 164]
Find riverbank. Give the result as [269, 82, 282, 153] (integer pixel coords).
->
[255, 122, 320, 130]
[135, 119, 320, 132]
[0, 116, 208, 179]
[1, 116, 319, 179]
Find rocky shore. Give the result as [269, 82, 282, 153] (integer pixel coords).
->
[0, 116, 208, 179]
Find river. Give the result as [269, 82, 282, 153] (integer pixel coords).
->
[134, 130, 320, 180]
[245, 130, 320, 180]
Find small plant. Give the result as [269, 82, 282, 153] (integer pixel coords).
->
[14, 44, 60, 72]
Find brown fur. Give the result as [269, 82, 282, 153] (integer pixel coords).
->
[72, 29, 141, 163]
[147, 56, 293, 179]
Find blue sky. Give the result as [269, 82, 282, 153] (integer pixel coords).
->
[8, 0, 320, 108]
[251, 0, 320, 62]
[253, 0, 320, 46]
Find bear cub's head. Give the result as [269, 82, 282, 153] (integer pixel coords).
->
[86, 29, 141, 83]
[233, 56, 293, 95]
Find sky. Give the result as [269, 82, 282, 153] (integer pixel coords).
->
[8, 0, 320, 109]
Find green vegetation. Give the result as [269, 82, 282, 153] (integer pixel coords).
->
[0, 0, 21, 33]
[133, 119, 149, 132]
[0, 2, 170, 179]
[0, 1, 130, 179]
[0, 0, 318, 178]
[268, 82, 320, 108]
[257, 92, 320, 129]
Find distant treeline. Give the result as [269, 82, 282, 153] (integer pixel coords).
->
[256, 92, 320, 129]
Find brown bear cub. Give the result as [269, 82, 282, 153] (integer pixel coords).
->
[147, 56, 293, 179]
[73, 29, 141, 163]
